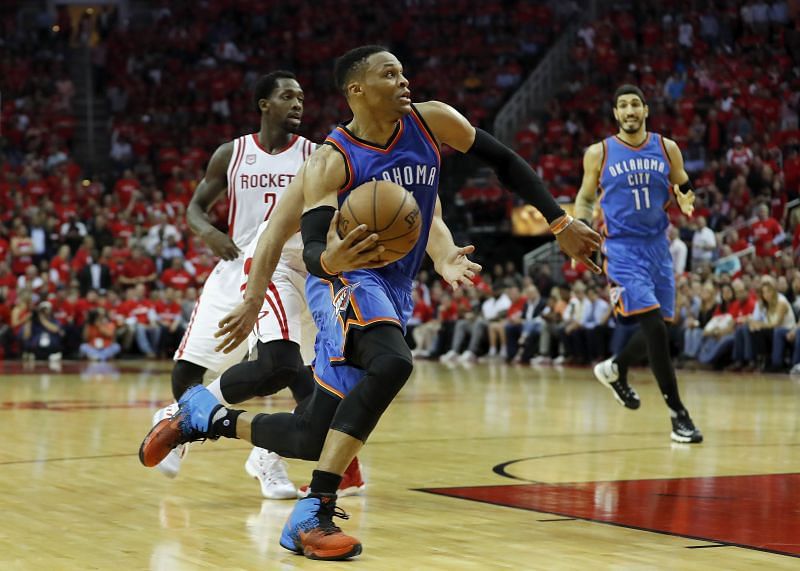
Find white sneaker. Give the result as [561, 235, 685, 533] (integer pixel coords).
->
[439, 350, 458, 362]
[245, 448, 297, 499]
[458, 350, 476, 363]
[791, 363, 800, 375]
[593, 357, 619, 385]
[553, 355, 566, 365]
[531, 355, 551, 366]
[153, 403, 188, 478]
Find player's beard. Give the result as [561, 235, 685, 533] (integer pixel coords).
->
[617, 117, 643, 134]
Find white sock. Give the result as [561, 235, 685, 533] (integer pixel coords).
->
[206, 376, 231, 406]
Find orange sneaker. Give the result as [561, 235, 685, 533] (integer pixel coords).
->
[297, 457, 366, 498]
[279, 494, 362, 560]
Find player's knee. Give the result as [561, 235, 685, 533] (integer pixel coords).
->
[366, 352, 414, 400]
[171, 360, 207, 400]
[251, 340, 303, 397]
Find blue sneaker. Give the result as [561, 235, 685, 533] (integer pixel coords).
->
[139, 385, 222, 467]
[279, 494, 362, 560]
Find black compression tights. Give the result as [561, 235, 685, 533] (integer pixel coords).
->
[249, 324, 413, 459]
[219, 339, 313, 406]
[614, 309, 685, 413]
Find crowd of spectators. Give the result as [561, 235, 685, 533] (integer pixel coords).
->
[3, 1, 800, 376]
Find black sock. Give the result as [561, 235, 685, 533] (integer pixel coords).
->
[614, 327, 647, 382]
[309, 469, 342, 496]
[637, 311, 685, 414]
[210, 407, 244, 439]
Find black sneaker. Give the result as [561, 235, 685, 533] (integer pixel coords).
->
[593, 358, 641, 409]
[671, 411, 703, 443]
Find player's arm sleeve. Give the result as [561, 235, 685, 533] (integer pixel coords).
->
[467, 129, 565, 223]
[301, 206, 338, 280]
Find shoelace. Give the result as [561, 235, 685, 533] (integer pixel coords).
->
[317, 503, 351, 535]
[177, 409, 208, 444]
[612, 381, 637, 401]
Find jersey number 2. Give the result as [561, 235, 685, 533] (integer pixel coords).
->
[631, 187, 650, 210]
[263, 192, 276, 221]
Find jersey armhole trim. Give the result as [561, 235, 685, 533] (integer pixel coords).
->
[410, 104, 442, 162]
[658, 135, 672, 164]
[599, 139, 608, 179]
[322, 139, 353, 193]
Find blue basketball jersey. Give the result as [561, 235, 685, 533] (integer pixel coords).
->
[599, 133, 672, 240]
[324, 104, 440, 289]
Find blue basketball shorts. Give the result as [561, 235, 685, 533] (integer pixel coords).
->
[305, 269, 412, 397]
[603, 236, 675, 320]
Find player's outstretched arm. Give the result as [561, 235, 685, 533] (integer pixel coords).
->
[187, 142, 241, 261]
[663, 137, 695, 217]
[574, 142, 604, 224]
[416, 101, 602, 273]
[426, 196, 482, 290]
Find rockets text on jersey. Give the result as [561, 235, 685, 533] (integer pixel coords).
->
[225, 133, 315, 250]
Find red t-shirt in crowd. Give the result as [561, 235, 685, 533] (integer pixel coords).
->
[750, 218, 783, 257]
[161, 268, 194, 291]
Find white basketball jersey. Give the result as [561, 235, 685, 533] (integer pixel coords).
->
[225, 133, 315, 249]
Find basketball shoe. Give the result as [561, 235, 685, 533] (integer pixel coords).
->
[152, 404, 189, 478]
[297, 457, 365, 498]
[593, 357, 641, 409]
[279, 494, 362, 560]
[670, 410, 703, 443]
[139, 384, 221, 467]
[245, 448, 297, 499]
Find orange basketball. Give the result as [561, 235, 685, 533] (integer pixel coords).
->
[338, 180, 422, 264]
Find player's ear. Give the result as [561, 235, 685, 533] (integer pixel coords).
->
[643, 104, 649, 119]
[258, 98, 269, 113]
[347, 80, 363, 99]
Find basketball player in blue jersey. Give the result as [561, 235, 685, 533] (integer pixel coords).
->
[574, 84, 702, 444]
[140, 45, 601, 560]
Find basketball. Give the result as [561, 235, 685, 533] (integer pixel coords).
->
[337, 180, 422, 264]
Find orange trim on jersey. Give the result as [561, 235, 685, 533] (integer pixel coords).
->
[312, 368, 345, 399]
[336, 120, 404, 154]
[346, 316, 402, 329]
[597, 184, 608, 237]
[617, 301, 661, 317]
[613, 132, 652, 152]
[599, 140, 608, 175]
[324, 138, 355, 193]
[409, 107, 441, 163]
[658, 134, 672, 165]
[251, 133, 299, 155]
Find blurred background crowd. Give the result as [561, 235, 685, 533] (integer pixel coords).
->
[1, 0, 799, 373]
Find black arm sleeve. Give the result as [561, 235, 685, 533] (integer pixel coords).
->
[301, 206, 338, 280]
[467, 128, 565, 223]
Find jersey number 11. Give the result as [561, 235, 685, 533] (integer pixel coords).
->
[631, 187, 650, 210]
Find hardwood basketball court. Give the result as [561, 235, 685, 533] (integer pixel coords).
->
[1, 359, 798, 569]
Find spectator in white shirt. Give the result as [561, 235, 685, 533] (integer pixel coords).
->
[669, 226, 688, 275]
[691, 216, 717, 269]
